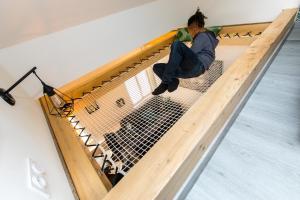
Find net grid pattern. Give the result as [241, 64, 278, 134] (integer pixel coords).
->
[69, 60, 223, 185]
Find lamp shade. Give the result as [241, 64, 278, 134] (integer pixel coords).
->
[42, 83, 74, 118]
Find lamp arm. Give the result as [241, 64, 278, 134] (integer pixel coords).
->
[1, 66, 74, 116]
[4, 67, 37, 94]
[32, 70, 45, 85]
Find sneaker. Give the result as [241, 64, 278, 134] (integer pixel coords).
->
[152, 83, 168, 95]
[168, 78, 179, 92]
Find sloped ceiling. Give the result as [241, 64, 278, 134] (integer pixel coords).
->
[0, 0, 157, 48]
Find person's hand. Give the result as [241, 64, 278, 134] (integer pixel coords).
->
[184, 42, 192, 48]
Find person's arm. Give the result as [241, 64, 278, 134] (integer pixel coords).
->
[190, 34, 209, 53]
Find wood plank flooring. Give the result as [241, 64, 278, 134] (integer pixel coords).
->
[185, 23, 300, 200]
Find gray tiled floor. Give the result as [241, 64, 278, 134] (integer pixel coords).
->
[186, 23, 300, 200]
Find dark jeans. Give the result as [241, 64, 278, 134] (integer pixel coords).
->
[153, 41, 205, 84]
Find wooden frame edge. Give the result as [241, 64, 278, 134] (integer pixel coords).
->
[58, 22, 272, 98]
[103, 8, 298, 200]
[39, 98, 109, 200]
[219, 22, 271, 45]
[175, 16, 295, 200]
[59, 31, 177, 98]
[39, 99, 80, 200]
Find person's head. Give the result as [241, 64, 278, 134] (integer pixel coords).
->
[187, 9, 207, 38]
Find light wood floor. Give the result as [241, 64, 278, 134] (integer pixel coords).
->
[186, 23, 300, 200]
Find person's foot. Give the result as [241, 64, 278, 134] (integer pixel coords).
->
[168, 78, 179, 92]
[152, 83, 168, 95]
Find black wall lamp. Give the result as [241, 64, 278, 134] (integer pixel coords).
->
[0, 67, 74, 117]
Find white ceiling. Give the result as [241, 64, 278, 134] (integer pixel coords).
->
[0, 0, 156, 49]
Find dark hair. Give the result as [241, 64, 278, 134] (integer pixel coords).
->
[188, 8, 207, 28]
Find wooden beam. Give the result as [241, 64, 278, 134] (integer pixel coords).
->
[59, 23, 271, 100]
[58, 23, 271, 100]
[220, 22, 270, 33]
[59, 31, 176, 99]
[218, 22, 271, 45]
[40, 98, 109, 200]
[103, 8, 297, 200]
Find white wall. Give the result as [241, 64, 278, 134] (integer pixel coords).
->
[0, 0, 157, 48]
[0, 0, 198, 98]
[0, 67, 74, 200]
[199, 0, 300, 26]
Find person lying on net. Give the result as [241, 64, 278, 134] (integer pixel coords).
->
[152, 9, 219, 95]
